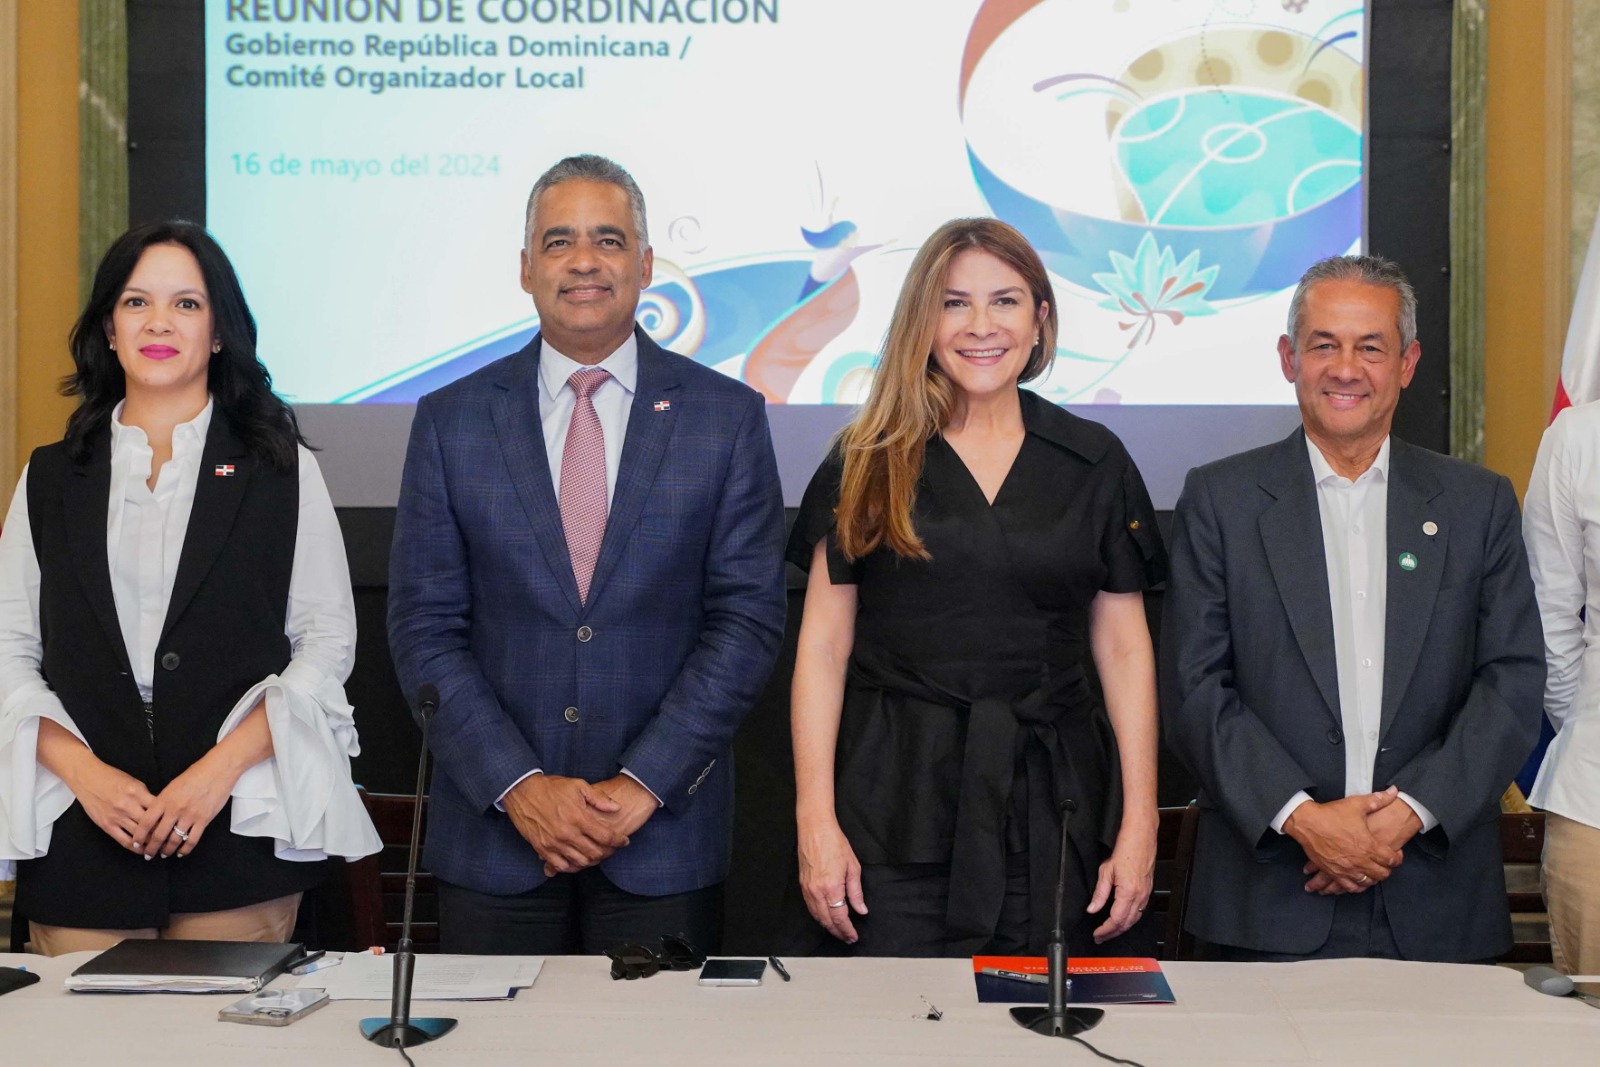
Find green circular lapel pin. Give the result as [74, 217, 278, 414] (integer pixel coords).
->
[1398, 552, 1418, 572]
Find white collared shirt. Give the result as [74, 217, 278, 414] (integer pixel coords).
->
[537, 334, 638, 509]
[1272, 435, 1437, 833]
[1524, 402, 1600, 829]
[106, 401, 216, 697]
[0, 400, 381, 870]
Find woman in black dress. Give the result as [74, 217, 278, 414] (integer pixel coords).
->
[789, 218, 1166, 956]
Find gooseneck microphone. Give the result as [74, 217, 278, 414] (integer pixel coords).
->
[1010, 802, 1105, 1038]
[360, 684, 459, 1049]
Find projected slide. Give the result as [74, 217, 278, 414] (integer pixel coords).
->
[207, 0, 1365, 406]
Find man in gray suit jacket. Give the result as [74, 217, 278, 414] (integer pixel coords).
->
[1161, 255, 1545, 962]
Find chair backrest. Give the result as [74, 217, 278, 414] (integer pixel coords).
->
[1499, 811, 1551, 965]
[1151, 802, 1199, 961]
[348, 788, 439, 953]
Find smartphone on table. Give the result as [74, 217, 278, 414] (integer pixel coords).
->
[218, 987, 330, 1026]
[697, 959, 767, 986]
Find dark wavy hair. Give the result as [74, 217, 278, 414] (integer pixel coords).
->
[61, 220, 306, 470]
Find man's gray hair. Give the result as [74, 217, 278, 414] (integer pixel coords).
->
[523, 154, 649, 249]
[1286, 254, 1417, 351]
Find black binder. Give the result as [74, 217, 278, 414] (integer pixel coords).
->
[66, 939, 304, 993]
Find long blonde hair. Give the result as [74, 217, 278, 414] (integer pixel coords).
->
[833, 218, 1058, 560]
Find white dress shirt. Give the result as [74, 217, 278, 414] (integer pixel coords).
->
[498, 334, 660, 809]
[538, 334, 638, 508]
[109, 405, 211, 699]
[1524, 402, 1600, 830]
[0, 400, 381, 875]
[1272, 436, 1437, 834]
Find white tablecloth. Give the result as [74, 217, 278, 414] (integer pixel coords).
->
[2, 953, 1596, 1066]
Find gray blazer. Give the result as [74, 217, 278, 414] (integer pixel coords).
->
[1160, 429, 1544, 961]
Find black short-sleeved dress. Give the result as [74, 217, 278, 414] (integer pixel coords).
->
[787, 389, 1167, 954]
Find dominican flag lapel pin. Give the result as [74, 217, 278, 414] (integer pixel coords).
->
[214, 464, 236, 477]
[653, 400, 671, 412]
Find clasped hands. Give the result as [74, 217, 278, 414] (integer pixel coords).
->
[503, 773, 658, 877]
[41, 707, 271, 861]
[1283, 786, 1423, 895]
[67, 750, 237, 860]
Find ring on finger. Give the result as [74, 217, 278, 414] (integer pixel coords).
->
[827, 899, 847, 909]
[171, 826, 191, 841]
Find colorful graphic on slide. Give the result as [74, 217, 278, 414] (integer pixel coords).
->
[205, 1, 1363, 406]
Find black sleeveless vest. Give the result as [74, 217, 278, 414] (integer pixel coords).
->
[18, 415, 328, 928]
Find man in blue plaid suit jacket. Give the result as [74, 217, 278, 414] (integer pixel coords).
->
[388, 155, 787, 954]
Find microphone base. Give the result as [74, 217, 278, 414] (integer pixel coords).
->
[1009, 1006, 1104, 1037]
[359, 1017, 458, 1047]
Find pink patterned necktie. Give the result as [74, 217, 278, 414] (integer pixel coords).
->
[559, 368, 612, 603]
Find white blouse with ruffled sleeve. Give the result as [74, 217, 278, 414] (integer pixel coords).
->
[0, 400, 381, 876]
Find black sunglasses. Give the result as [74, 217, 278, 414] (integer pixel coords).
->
[606, 934, 707, 981]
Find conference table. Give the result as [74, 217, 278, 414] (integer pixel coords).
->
[3, 952, 1597, 1065]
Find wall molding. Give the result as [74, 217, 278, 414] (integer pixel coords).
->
[1545, 0, 1573, 412]
[1572, 0, 1600, 303]
[79, 0, 126, 295]
[1450, 0, 1487, 462]
[0, 0, 17, 484]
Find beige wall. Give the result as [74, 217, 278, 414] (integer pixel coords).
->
[1484, 1, 1573, 498]
[12, 0, 78, 485]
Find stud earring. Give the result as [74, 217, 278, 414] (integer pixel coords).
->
[212, 341, 222, 353]
[108, 339, 115, 350]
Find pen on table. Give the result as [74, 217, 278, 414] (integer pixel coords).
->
[768, 956, 791, 982]
[287, 951, 328, 976]
[979, 966, 1048, 985]
[293, 955, 342, 976]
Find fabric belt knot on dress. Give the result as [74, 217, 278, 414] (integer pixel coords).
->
[944, 666, 1108, 952]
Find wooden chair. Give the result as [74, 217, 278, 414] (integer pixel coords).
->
[347, 788, 439, 953]
[1500, 811, 1551, 965]
[1150, 802, 1200, 961]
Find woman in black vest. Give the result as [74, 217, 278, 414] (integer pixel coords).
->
[0, 221, 378, 954]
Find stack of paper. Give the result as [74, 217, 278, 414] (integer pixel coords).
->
[316, 952, 543, 1001]
[69, 974, 266, 993]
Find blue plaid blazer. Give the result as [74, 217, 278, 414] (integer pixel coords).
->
[387, 329, 787, 896]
